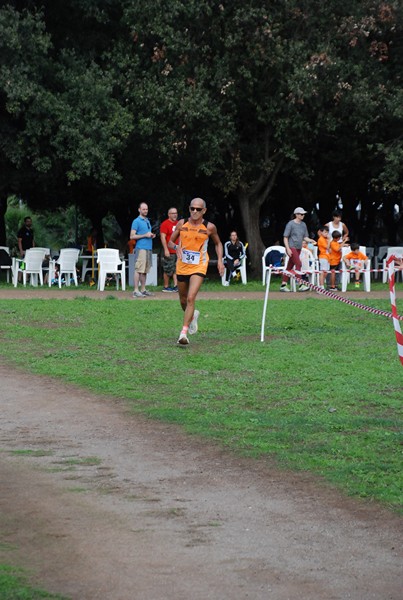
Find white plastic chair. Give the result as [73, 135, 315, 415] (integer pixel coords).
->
[97, 248, 126, 292]
[382, 247, 403, 283]
[52, 248, 80, 288]
[262, 245, 287, 286]
[0, 246, 12, 283]
[33, 247, 51, 283]
[13, 248, 47, 287]
[341, 246, 371, 292]
[365, 247, 374, 267]
[290, 246, 317, 291]
[374, 246, 388, 280]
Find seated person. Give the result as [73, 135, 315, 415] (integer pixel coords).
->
[343, 243, 369, 288]
[223, 230, 246, 285]
[300, 240, 315, 273]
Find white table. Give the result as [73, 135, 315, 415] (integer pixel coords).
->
[80, 254, 98, 282]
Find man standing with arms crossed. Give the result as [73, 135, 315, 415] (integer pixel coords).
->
[160, 207, 179, 292]
[130, 202, 156, 297]
[168, 197, 224, 345]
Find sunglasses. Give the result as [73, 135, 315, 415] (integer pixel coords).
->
[189, 206, 203, 212]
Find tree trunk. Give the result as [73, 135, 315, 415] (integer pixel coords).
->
[237, 156, 284, 275]
[0, 196, 7, 246]
[238, 193, 265, 275]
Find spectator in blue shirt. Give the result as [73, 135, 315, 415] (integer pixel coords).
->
[130, 202, 156, 297]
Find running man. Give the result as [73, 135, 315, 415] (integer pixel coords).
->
[168, 197, 224, 345]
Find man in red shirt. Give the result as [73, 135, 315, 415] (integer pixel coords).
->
[160, 207, 179, 292]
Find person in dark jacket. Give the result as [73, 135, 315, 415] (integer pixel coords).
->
[223, 231, 246, 285]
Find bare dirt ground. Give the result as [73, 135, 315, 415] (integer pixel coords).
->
[0, 287, 402, 599]
[0, 286, 399, 301]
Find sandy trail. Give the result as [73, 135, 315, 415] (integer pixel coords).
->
[0, 361, 401, 600]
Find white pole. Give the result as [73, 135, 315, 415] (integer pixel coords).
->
[260, 269, 272, 342]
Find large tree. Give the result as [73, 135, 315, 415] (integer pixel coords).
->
[119, 0, 403, 270]
[1, 1, 402, 265]
[0, 2, 133, 243]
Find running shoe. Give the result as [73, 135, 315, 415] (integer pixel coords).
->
[142, 289, 155, 297]
[298, 284, 309, 292]
[280, 284, 290, 292]
[132, 291, 145, 298]
[223, 281, 230, 286]
[162, 287, 173, 292]
[177, 333, 189, 345]
[172, 286, 178, 292]
[188, 309, 200, 335]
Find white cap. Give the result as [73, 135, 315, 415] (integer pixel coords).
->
[293, 207, 307, 214]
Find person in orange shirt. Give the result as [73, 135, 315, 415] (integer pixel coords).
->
[328, 230, 348, 291]
[168, 197, 224, 345]
[317, 226, 330, 289]
[87, 228, 97, 252]
[343, 243, 369, 288]
[127, 239, 136, 254]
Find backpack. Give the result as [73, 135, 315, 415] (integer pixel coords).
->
[265, 249, 284, 267]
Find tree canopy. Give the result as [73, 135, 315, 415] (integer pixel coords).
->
[1, 1, 402, 267]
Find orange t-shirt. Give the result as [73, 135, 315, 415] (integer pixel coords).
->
[329, 240, 342, 266]
[317, 235, 330, 260]
[127, 239, 136, 254]
[176, 219, 209, 276]
[344, 251, 367, 263]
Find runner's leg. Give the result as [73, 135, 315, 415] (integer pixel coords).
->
[182, 275, 204, 328]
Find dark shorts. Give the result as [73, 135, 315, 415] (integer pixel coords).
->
[177, 273, 206, 283]
[162, 254, 177, 275]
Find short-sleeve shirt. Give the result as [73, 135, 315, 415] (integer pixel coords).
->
[160, 218, 178, 254]
[283, 220, 308, 250]
[17, 226, 34, 251]
[317, 235, 330, 260]
[329, 240, 342, 266]
[131, 216, 153, 250]
[344, 251, 367, 263]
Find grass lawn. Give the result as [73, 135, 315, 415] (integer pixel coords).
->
[0, 565, 67, 599]
[0, 283, 401, 510]
[0, 281, 402, 598]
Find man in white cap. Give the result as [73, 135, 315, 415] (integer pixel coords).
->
[280, 207, 317, 292]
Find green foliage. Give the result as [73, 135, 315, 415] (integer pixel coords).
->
[4, 199, 124, 254]
[0, 1, 402, 262]
[0, 4, 133, 189]
[0, 296, 402, 510]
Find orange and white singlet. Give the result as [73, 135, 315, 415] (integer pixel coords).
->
[176, 219, 209, 276]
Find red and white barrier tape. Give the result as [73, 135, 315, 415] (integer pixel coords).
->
[266, 266, 402, 274]
[262, 258, 403, 366]
[387, 256, 403, 366]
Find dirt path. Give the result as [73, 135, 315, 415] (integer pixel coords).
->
[0, 361, 402, 600]
[0, 286, 399, 301]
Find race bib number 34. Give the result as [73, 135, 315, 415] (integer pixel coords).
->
[182, 249, 200, 265]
